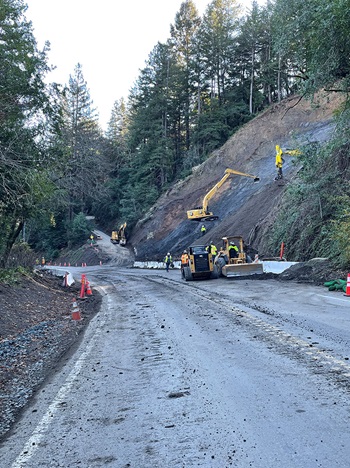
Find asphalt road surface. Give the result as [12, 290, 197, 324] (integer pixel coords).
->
[1, 266, 350, 467]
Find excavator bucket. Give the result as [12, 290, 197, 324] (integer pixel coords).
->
[221, 262, 264, 277]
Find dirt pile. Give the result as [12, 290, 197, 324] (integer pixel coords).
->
[278, 258, 348, 285]
[52, 233, 134, 268]
[129, 92, 344, 262]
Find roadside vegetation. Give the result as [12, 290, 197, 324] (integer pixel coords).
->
[268, 105, 350, 267]
[1, 0, 350, 268]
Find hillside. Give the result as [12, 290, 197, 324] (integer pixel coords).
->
[129, 92, 344, 262]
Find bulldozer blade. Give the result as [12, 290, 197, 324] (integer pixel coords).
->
[222, 263, 264, 277]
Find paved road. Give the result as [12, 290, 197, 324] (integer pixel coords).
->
[1, 267, 350, 467]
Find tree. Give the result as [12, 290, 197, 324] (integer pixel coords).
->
[197, 0, 240, 104]
[0, 0, 53, 267]
[193, 0, 243, 153]
[169, 0, 202, 155]
[56, 64, 108, 223]
[93, 98, 131, 225]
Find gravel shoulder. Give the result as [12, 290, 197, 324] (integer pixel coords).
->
[0, 270, 102, 441]
[0, 231, 133, 442]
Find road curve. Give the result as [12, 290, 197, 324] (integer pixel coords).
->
[1, 267, 350, 467]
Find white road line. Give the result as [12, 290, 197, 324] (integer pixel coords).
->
[318, 294, 350, 303]
[11, 287, 110, 468]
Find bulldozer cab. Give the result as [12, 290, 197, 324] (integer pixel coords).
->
[222, 236, 246, 264]
[215, 236, 264, 277]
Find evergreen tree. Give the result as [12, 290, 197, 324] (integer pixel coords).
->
[0, 0, 53, 266]
[193, 0, 242, 154]
[94, 98, 130, 226]
[57, 64, 107, 223]
[169, 0, 201, 159]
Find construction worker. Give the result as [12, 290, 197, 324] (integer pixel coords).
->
[206, 241, 217, 258]
[164, 252, 172, 272]
[275, 144, 301, 180]
[275, 145, 284, 180]
[181, 250, 189, 271]
[228, 241, 239, 259]
[201, 224, 206, 236]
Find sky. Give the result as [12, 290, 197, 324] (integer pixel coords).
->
[25, 0, 264, 131]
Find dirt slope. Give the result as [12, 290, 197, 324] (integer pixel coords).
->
[129, 92, 344, 261]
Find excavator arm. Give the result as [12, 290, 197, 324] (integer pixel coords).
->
[202, 169, 259, 213]
[187, 168, 259, 221]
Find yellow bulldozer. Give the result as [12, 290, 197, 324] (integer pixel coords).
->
[110, 222, 127, 246]
[187, 168, 260, 221]
[214, 236, 263, 277]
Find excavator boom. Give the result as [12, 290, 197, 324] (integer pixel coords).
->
[187, 168, 259, 221]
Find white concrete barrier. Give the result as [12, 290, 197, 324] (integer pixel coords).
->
[133, 261, 181, 269]
[262, 261, 298, 274]
[133, 260, 298, 274]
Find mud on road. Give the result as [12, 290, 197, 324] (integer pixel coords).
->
[1, 267, 350, 468]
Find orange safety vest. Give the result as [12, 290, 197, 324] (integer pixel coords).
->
[181, 253, 189, 264]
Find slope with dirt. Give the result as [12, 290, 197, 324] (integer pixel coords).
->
[0, 92, 345, 443]
[0, 270, 102, 441]
[129, 92, 344, 261]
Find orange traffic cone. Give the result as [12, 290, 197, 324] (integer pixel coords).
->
[86, 279, 93, 296]
[80, 274, 86, 299]
[344, 274, 350, 297]
[279, 241, 285, 260]
[71, 298, 82, 321]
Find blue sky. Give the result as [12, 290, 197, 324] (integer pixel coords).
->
[26, 0, 264, 130]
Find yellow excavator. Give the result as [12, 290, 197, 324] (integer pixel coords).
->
[110, 222, 127, 246]
[214, 236, 264, 277]
[187, 168, 260, 221]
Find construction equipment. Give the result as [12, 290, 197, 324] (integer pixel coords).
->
[275, 145, 301, 181]
[187, 168, 260, 221]
[182, 245, 219, 281]
[214, 236, 263, 277]
[110, 222, 127, 246]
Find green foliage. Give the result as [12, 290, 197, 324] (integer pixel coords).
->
[3, 0, 350, 262]
[267, 106, 350, 267]
[66, 212, 93, 247]
[0, 0, 53, 266]
[6, 242, 37, 269]
[0, 267, 27, 286]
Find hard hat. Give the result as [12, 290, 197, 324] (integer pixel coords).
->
[183, 250, 187, 253]
[230, 241, 235, 245]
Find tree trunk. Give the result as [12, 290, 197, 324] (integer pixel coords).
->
[249, 47, 255, 114]
[0, 218, 24, 268]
